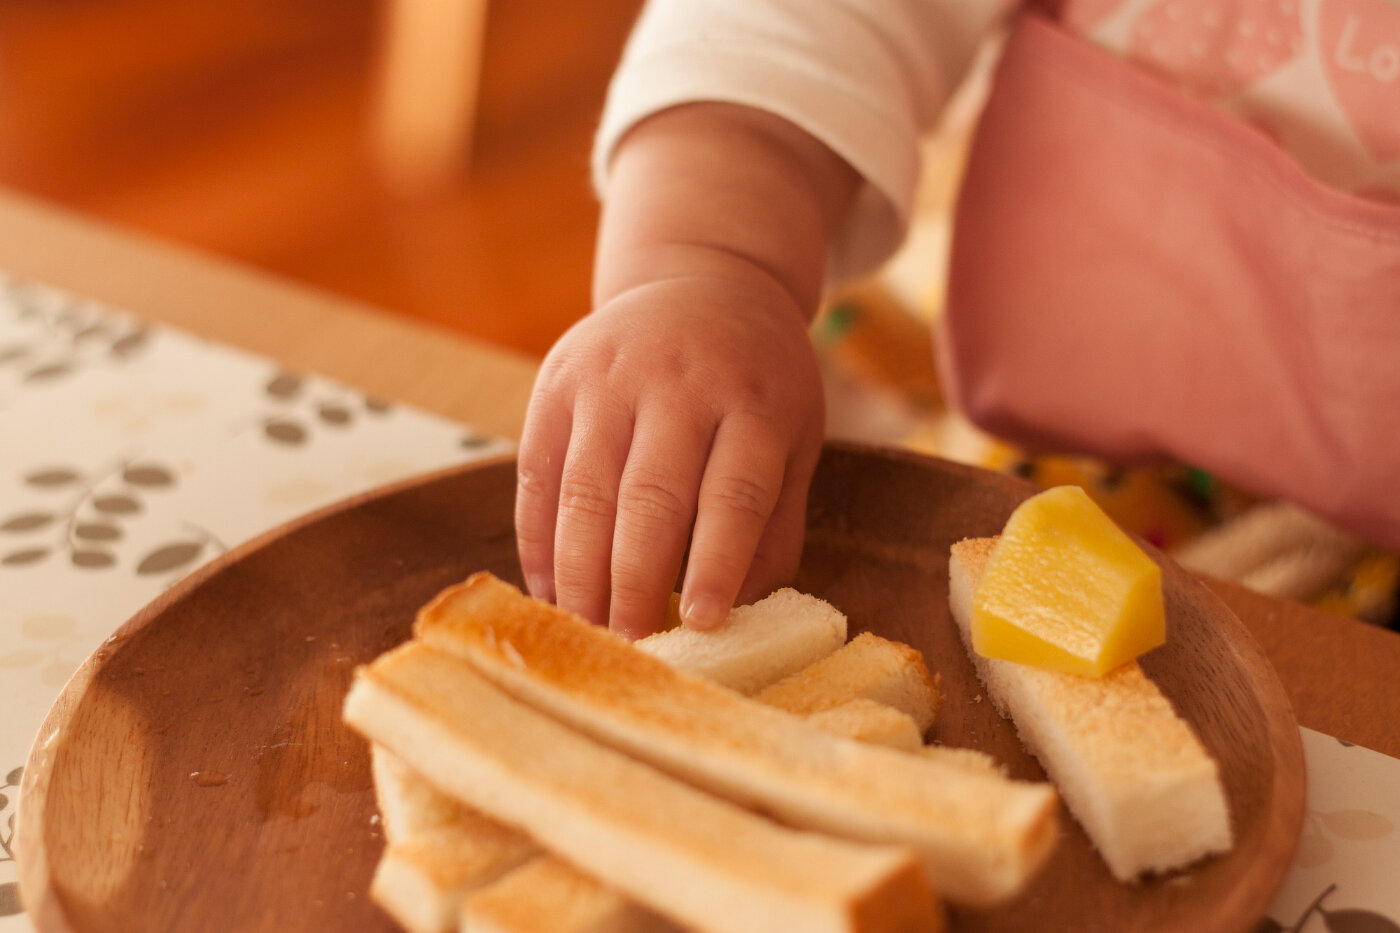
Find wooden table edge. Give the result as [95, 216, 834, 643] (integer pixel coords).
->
[1207, 577, 1400, 758]
[0, 186, 540, 442]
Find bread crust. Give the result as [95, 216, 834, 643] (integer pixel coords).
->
[346, 642, 940, 933]
[369, 824, 536, 933]
[367, 627, 956, 930]
[371, 744, 479, 842]
[636, 588, 848, 695]
[948, 537, 1233, 880]
[460, 857, 680, 933]
[412, 572, 1057, 906]
[807, 699, 924, 752]
[755, 632, 942, 731]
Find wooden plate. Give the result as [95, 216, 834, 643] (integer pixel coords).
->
[17, 443, 1304, 933]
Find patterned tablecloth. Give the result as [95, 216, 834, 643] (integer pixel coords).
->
[0, 274, 1396, 931]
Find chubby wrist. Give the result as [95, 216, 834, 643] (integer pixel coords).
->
[598, 240, 811, 327]
[594, 103, 859, 319]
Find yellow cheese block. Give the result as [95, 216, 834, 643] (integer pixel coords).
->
[971, 485, 1165, 677]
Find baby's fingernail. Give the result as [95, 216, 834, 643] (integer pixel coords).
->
[681, 594, 725, 631]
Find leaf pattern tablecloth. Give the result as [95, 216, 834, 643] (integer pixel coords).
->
[0, 273, 1396, 931]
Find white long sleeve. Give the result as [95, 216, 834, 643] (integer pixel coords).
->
[592, 0, 1013, 281]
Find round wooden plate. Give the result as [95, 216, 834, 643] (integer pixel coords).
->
[16, 443, 1304, 933]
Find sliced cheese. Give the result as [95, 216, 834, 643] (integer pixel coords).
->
[972, 485, 1164, 677]
[951, 537, 1232, 879]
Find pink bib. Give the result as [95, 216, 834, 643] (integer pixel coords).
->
[941, 12, 1400, 548]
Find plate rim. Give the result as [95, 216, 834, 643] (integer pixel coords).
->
[14, 442, 1305, 932]
[14, 451, 514, 932]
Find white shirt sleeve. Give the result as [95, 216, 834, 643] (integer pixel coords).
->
[593, 0, 1014, 281]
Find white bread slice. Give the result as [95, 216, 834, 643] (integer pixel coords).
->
[412, 572, 1057, 905]
[372, 697, 934, 932]
[807, 699, 923, 752]
[755, 632, 942, 731]
[919, 746, 1008, 778]
[948, 537, 1232, 880]
[459, 856, 680, 933]
[365, 585, 977, 929]
[635, 588, 847, 694]
[370, 824, 537, 933]
[370, 627, 939, 931]
[345, 642, 940, 933]
[372, 744, 480, 843]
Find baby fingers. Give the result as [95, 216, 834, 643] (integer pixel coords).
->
[679, 415, 791, 631]
[515, 393, 570, 605]
[606, 410, 713, 639]
[549, 396, 634, 628]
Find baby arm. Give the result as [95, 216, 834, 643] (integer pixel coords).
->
[515, 103, 858, 638]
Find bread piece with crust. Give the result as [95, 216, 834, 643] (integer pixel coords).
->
[919, 746, 1008, 778]
[372, 744, 477, 843]
[412, 572, 1057, 905]
[755, 632, 942, 732]
[369, 620, 944, 931]
[346, 641, 941, 933]
[370, 696, 937, 932]
[636, 588, 847, 695]
[460, 856, 681, 933]
[369, 822, 536, 933]
[807, 699, 924, 752]
[948, 537, 1232, 880]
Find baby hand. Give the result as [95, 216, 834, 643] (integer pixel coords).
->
[515, 267, 824, 639]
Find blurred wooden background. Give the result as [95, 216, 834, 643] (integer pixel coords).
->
[0, 0, 644, 358]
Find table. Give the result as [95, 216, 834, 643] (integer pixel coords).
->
[0, 189, 538, 444]
[2, 187, 1398, 930]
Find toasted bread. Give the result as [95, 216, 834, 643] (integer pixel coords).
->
[755, 631, 942, 731]
[369, 632, 947, 931]
[636, 588, 847, 694]
[369, 823, 536, 933]
[459, 856, 681, 933]
[807, 698, 924, 752]
[373, 728, 939, 932]
[346, 642, 940, 933]
[371, 744, 478, 843]
[411, 572, 1057, 905]
[948, 537, 1232, 880]
[919, 745, 1008, 778]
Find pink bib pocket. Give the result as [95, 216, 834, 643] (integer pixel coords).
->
[942, 13, 1400, 547]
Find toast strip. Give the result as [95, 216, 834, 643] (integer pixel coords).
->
[412, 572, 1057, 905]
[366, 588, 976, 927]
[918, 746, 1008, 777]
[807, 699, 924, 752]
[372, 744, 481, 843]
[372, 686, 940, 924]
[635, 588, 847, 694]
[460, 856, 680, 933]
[755, 632, 942, 731]
[371, 715, 936, 933]
[372, 702, 935, 933]
[948, 537, 1232, 880]
[345, 642, 939, 933]
[369, 825, 537, 933]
